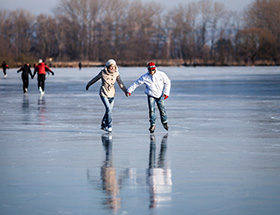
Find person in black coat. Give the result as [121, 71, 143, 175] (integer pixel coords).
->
[17, 64, 33, 94]
[2, 61, 9, 78]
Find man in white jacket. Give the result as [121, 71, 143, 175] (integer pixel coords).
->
[126, 62, 171, 133]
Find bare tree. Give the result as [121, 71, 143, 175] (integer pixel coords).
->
[0, 10, 15, 62]
[244, 0, 280, 62]
[165, 3, 197, 63]
[1, 0, 279, 65]
[3, 10, 34, 61]
[33, 15, 59, 59]
[208, 1, 226, 58]
[237, 27, 276, 64]
[55, 0, 83, 60]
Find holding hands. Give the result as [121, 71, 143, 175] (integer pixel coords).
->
[126, 91, 168, 99]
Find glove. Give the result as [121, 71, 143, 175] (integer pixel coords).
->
[163, 94, 168, 100]
[126, 92, 131, 97]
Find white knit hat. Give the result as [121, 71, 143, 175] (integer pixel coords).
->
[38, 59, 43, 63]
[105, 59, 116, 67]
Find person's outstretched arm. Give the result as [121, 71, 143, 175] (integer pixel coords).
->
[86, 71, 102, 90]
[116, 75, 127, 94]
[28, 67, 33, 78]
[32, 69, 36, 79]
[45, 65, 54, 75]
[17, 67, 23, 73]
[126, 75, 145, 96]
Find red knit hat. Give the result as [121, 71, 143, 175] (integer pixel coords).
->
[147, 62, 156, 71]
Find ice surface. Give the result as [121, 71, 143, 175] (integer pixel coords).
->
[1, 66, 280, 215]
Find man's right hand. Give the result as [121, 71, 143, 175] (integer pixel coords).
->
[126, 92, 131, 97]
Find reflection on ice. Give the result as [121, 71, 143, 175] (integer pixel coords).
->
[100, 133, 120, 212]
[21, 95, 30, 124]
[37, 95, 46, 125]
[87, 133, 172, 212]
[22, 95, 29, 111]
[87, 134, 121, 213]
[147, 134, 172, 208]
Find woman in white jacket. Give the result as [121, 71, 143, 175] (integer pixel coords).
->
[126, 62, 171, 133]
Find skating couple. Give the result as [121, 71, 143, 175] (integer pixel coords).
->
[86, 59, 171, 133]
[17, 59, 54, 95]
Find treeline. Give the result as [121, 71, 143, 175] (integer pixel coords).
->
[0, 0, 280, 66]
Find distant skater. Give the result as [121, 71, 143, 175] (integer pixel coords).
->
[79, 62, 82, 70]
[86, 59, 127, 132]
[33, 59, 54, 95]
[126, 62, 171, 133]
[2, 61, 9, 78]
[17, 64, 33, 94]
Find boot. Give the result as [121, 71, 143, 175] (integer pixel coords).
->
[149, 125, 156, 133]
[163, 122, 168, 131]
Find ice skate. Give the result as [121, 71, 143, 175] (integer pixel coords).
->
[105, 127, 112, 133]
[163, 122, 168, 131]
[149, 125, 156, 133]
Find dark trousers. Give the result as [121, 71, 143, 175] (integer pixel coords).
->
[37, 74, 46, 91]
[22, 78, 29, 93]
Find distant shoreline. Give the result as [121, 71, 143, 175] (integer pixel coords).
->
[7, 59, 280, 68]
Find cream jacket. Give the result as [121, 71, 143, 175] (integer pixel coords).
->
[87, 67, 127, 97]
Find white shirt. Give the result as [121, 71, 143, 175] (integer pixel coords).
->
[127, 70, 171, 98]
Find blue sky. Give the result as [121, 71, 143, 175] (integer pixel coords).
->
[0, 0, 254, 14]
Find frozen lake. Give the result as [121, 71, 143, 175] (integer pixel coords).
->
[1, 66, 280, 215]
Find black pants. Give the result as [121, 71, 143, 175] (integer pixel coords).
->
[37, 74, 46, 91]
[22, 78, 29, 93]
[3, 68, 6, 75]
